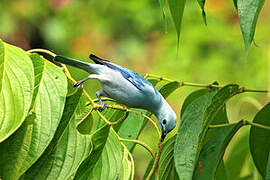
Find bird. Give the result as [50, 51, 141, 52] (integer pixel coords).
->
[54, 54, 177, 141]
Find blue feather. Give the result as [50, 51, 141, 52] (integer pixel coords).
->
[89, 54, 152, 90]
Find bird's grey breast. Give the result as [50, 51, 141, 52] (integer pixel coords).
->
[99, 67, 159, 109]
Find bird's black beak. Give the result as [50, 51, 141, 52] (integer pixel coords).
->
[161, 131, 167, 142]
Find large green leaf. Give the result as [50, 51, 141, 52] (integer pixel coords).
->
[168, 0, 186, 48]
[74, 124, 110, 180]
[216, 161, 228, 180]
[75, 127, 122, 180]
[159, 81, 179, 99]
[174, 84, 239, 179]
[180, 89, 209, 117]
[0, 40, 34, 142]
[91, 129, 123, 180]
[250, 103, 270, 178]
[182, 89, 230, 179]
[224, 128, 250, 179]
[193, 121, 243, 179]
[21, 88, 92, 180]
[143, 160, 156, 180]
[117, 109, 147, 151]
[235, 0, 265, 54]
[118, 148, 132, 180]
[0, 54, 67, 179]
[266, 155, 270, 180]
[159, 135, 179, 180]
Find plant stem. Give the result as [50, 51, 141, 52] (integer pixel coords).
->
[146, 138, 163, 180]
[244, 121, 270, 131]
[208, 122, 239, 129]
[145, 74, 269, 94]
[209, 121, 270, 131]
[27, 49, 57, 57]
[119, 138, 155, 158]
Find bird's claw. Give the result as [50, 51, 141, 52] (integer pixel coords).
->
[98, 103, 108, 112]
[73, 81, 83, 87]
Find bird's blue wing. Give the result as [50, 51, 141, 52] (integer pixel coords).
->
[89, 54, 153, 91]
[117, 67, 150, 90]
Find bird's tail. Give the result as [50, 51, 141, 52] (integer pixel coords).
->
[54, 55, 93, 73]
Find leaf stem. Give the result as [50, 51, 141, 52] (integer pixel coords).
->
[244, 121, 270, 131]
[27, 49, 57, 58]
[208, 122, 239, 129]
[119, 138, 155, 158]
[111, 111, 130, 125]
[146, 137, 163, 180]
[208, 120, 270, 131]
[145, 74, 269, 93]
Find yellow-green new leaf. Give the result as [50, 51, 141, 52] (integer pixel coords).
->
[118, 148, 132, 180]
[0, 40, 34, 142]
[0, 53, 67, 179]
[21, 89, 91, 180]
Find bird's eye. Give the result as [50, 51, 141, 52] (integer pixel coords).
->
[162, 119, 167, 124]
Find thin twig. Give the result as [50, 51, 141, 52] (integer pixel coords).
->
[119, 138, 155, 158]
[208, 120, 270, 131]
[146, 137, 163, 180]
[244, 121, 270, 131]
[145, 74, 269, 93]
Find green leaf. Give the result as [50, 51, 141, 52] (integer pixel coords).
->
[74, 124, 110, 180]
[174, 84, 239, 179]
[77, 113, 94, 134]
[159, 0, 167, 32]
[194, 103, 229, 179]
[235, 0, 265, 54]
[266, 154, 270, 180]
[117, 109, 147, 151]
[159, 81, 179, 99]
[148, 79, 160, 87]
[75, 127, 122, 180]
[118, 148, 132, 180]
[143, 159, 156, 180]
[225, 128, 250, 179]
[197, 0, 207, 25]
[21, 89, 92, 180]
[216, 161, 228, 180]
[180, 89, 209, 117]
[92, 130, 123, 180]
[159, 135, 179, 180]
[193, 121, 243, 179]
[250, 103, 270, 178]
[0, 54, 67, 179]
[168, 0, 186, 48]
[0, 40, 34, 142]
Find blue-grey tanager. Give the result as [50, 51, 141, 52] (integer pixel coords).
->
[54, 54, 176, 140]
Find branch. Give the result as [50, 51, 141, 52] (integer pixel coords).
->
[119, 138, 155, 158]
[145, 74, 269, 94]
[146, 137, 163, 180]
[208, 120, 270, 131]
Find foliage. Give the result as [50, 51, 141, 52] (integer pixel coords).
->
[0, 0, 269, 179]
[0, 40, 269, 180]
[159, 0, 265, 53]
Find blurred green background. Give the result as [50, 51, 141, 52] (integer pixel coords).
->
[1, 0, 269, 179]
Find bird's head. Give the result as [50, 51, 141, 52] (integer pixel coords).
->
[155, 101, 177, 142]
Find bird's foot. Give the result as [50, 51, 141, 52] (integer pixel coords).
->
[73, 81, 84, 87]
[98, 103, 108, 112]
